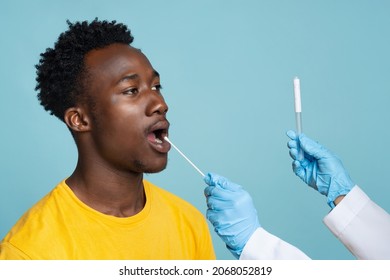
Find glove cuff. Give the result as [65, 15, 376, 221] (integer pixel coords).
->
[226, 245, 243, 259]
[327, 174, 355, 208]
[327, 186, 355, 208]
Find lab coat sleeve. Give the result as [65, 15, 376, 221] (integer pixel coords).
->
[240, 227, 310, 260]
[323, 186, 390, 259]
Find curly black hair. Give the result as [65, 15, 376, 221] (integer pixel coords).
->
[35, 19, 134, 122]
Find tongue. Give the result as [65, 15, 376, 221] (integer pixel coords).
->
[147, 132, 156, 142]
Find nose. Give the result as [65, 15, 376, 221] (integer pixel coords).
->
[146, 92, 168, 116]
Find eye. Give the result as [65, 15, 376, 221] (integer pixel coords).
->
[122, 87, 139, 95]
[151, 84, 163, 92]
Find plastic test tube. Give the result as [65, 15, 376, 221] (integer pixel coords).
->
[293, 77, 304, 160]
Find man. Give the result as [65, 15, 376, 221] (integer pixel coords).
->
[204, 131, 390, 259]
[0, 19, 215, 260]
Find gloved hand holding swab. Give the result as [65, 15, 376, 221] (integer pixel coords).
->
[164, 136, 205, 177]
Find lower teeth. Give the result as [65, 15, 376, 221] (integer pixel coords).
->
[155, 138, 163, 144]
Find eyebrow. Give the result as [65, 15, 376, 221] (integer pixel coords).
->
[118, 70, 160, 85]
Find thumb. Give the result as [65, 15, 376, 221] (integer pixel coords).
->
[204, 172, 242, 192]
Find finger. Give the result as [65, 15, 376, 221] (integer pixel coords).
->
[292, 160, 306, 180]
[206, 196, 233, 211]
[206, 173, 242, 192]
[287, 139, 298, 149]
[286, 130, 298, 140]
[204, 172, 227, 186]
[206, 187, 237, 205]
[204, 172, 214, 186]
[289, 148, 299, 160]
[206, 209, 219, 226]
[299, 134, 331, 159]
[204, 185, 215, 197]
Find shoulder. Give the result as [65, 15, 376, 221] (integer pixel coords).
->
[17, 181, 66, 220]
[1, 181, 65, 246]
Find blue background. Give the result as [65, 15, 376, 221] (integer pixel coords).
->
[1, 0, 389, 260]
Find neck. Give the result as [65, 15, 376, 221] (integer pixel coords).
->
[66, 158, 146, 218]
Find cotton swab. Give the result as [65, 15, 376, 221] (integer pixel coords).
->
[163, 136, 205, 177]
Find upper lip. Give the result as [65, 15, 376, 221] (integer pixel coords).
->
[147, 119, 170, 138]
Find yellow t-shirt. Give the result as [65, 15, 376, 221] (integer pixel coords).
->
[0, 180, 215, 260]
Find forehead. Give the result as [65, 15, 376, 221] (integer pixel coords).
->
[84, 43, 155, 80]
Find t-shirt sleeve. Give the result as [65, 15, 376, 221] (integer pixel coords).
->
[197, 217, 216, 260]
[0, 241, 31, 260]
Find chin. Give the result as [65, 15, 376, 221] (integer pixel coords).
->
[144, 165, 166, 174]
[136, 159, 168, 174]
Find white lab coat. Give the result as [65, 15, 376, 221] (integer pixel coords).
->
[240, 186, 390, 260]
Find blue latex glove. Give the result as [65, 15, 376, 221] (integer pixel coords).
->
[204, 173, 261, 259]
[287, 130, 355, 208]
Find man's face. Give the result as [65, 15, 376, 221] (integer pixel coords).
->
[83, 43, 170, 174]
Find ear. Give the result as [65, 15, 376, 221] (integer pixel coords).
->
[64, 107, 91, 132]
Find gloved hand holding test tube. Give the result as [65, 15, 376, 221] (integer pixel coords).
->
[293, 77, 304, 160]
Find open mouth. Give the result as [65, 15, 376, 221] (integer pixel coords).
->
[146, 120, 170, 153]
[147, 128, 167, 144]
